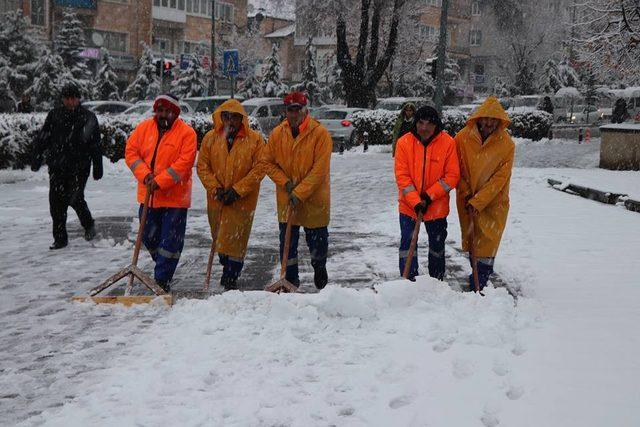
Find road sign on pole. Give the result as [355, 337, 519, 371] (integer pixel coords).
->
[223, 49, 239, 78]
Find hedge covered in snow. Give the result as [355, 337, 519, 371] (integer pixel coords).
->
[0, 113, 261, 169]
[350, 108, 552, 145]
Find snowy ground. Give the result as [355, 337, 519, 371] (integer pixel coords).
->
[1, 138, 639, 426]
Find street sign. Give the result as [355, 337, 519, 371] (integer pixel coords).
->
[223, 49, 239, 78]
[180, 53, 193, 71]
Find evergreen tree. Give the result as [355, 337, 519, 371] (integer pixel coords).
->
[492, 78, 511, 98]
[0, 11, 41, 95]
[124, 43, 160, 102]
[238, 73, 263, 99]
[261, 43, 288, 97]
[0, 57, 16, 112]
[171, 55, 207, 98]
[54, 9, 91, 95]
[328, 62, 344, 103]
[539, 59, 563, 94]
[296, 38, 320, 106]
[28, 48, 69, 111]
[94, 48, 120, 100]
[558, 59, 581, 88]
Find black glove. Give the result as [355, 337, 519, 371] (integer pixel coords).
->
[289, 193, 301, 207]
[222, 188, 241, 205]
[421, 193, 432, 206]
[92, 160, 103, 180]
[414, 201, 428, 216]
[31, 162, 41, 172]
[285, 180, 295, 194]
[215, 187, 225, 201]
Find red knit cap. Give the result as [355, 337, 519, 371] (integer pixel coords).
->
[283, 91, 307, 107]
[153, 94, 181, 116]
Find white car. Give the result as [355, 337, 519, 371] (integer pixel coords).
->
[122, 101, 195, 117]
[82, 101, 132, 115]
[241, 98, 286, 135]
[375, 97, 431, 111]
[312, 107, 367, 150]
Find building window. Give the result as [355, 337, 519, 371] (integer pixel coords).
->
[426, 0, 441, 7]
[30, 0, 45, 26]
[0, 0, 20, 13]
[94, 30, 128, 52]
[420, 24, 438, 42]
[469, 28, 482, 46]
[180, 40, 210, 55]
[183, 0, 232, 21]
[472, 1, 480, 16]
[154, 37, 170, 52]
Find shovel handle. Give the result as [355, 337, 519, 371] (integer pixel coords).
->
[279, 203, 296, 280]
[127, 185, 152, 295]
[402, 212, 423, 279]
[469, 213, 483, 295]
[203, 210, 222, 291]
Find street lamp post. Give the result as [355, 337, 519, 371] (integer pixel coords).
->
[434, 0, 449, 113]
[210, 0, 216, 95]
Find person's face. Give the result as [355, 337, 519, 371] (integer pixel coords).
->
[286, 105, 306, 128]
[416, 119, 436, 141]
[62, 96, 80, 110]
[477, 117, 501, 140]
[404, 106, 415, 119]
[221, 111, 243, 135]
[155, 104, 177, 130]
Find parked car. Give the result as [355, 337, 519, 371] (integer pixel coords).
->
[83, 101, 132, 115]
[568, 105, 603, 125]
[241, 97, 286, 135]
[375, 97, 431, 111]
[183, 96, 245, 114]
[313, 107, 367, 151]
[122, 101, 195, 117]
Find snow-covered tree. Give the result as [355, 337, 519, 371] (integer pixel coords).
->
[54, 9, 91, 95]
[172, 55, 207, 98]
[492, 78, 511, 98]
[124, 43, 160, 102]
[94, 48, 120, 100]
[328, 62, 344, 103]
[0, 57, 16, 112]
[28, 48, 69, 111]
[294, 38, 321, 106]
[261, 43, 289, 97]
[0, 11, 41, 95]
[558, 59, 581, 89]
[238, 73, 263, 99]
[539, 59, 563, 94]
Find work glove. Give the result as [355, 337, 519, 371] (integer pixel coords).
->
[421, 193, 432, 205]
[222, 188, 241, 206]
[414, 200, 428, 216]
[289, 193, 301, 207]
[143, 173, 154, 185]
[466, 203, 479, 216]
[92, 160, 103, 181]
[31, 162, 41, 172]
[215, 187, 225, 201]
[285, 180, 295, 194]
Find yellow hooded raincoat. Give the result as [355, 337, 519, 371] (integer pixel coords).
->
[455, 97, 515, 258]
[197, 99, 266, 260]
[262, 114, 332, 228]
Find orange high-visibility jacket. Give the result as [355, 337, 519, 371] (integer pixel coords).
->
[197, 99, 266, 260]
[262, 115, 332, 228]
[394, 130, 460, 221]
[125, 117, 197, 208]
[455, 96, 515, 257]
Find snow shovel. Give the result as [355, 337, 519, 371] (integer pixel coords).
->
[203, 209, 222, 292]
[468, 211, 484, 296]
[402, 211, 424, 279]
[264, 203, 299, 293]
[72, 186, 172, 306]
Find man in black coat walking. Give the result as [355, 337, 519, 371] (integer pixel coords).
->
[32, 84, 103, 249]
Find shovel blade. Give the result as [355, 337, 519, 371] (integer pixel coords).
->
[264, 278, 299, 293]
[71, 295, 173, 307]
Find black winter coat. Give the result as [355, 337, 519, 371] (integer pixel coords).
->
[33, 105, 102, 177]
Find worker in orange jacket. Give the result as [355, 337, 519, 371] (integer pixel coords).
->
[394, 105, 460, 281]
[125, 94, 198, 292]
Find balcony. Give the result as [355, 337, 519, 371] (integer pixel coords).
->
[153, 6, 187, 23]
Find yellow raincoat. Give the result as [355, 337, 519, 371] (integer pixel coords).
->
[455, 97, 515, 257]
[262, 114, 332, 228]
[197, 99, 265, 260]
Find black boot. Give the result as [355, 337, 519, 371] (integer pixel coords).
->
[155, 279, 171, 293]
[84, 224, 96, 241]
[313, 266, 328, 289]
[221, 276, 238, 291]
[49, 240, 68, 250]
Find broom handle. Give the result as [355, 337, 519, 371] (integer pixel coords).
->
[469, 212, 481, 294]
[203, 209, 222, 291]
[403, 212, 423, 279]
[280, 203, 295, 280]
[126, 186, 152, 294]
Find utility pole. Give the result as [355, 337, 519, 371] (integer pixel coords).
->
[433, 0, 449, 113]
[209, 0, 216, 95]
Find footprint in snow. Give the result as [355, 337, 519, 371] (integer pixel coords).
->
[389, 395, 413, 409]
[511, 342, 526, 356]
[338, 406, 355, 416]
[452, 358, 474, 379]
[506, 385, 524, 400]
[492, 360, 510, 377]
[481, 409, 500, 427]
[432, 336, 455, 353]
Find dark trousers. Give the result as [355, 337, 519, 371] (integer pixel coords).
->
[139, 206, 188, 283]
[468, 257, 495, 291]
[399, 214, 447, 280]
[219, 254, 244, 280]
[278, 223, 329, 285]
[49, 172, 94, 243]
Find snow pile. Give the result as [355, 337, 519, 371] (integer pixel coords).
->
[351, 109, 398, 145]
[27, 279, 528, 426]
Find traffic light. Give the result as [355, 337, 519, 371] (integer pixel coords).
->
[430, 59, 438, 79]
[156, 60, 163, 77]
[163, 61, 173, 78]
